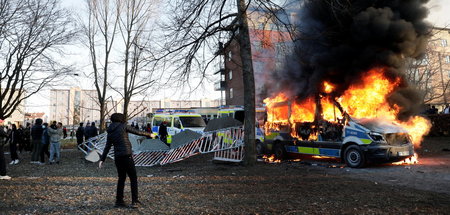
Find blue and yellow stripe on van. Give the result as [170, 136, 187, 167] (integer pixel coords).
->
[344, 128, 372, 144]
[285, 146, 340, 157]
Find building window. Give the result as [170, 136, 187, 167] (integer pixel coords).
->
[445, 55, 450, 63]
[228, 51, 232, 62]
[229, 88, 233, 99]
[229, 70, 232, 80]
[448, 70, 450, 79]
[442, 39, 448, 47]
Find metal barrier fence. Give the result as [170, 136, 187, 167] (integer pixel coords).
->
[213, 145, 245, 163]
[133, 151, 168, 167]
[79, 126, 245, 166]
[198, 127, 244, 153]
[78, 133, 114, 159]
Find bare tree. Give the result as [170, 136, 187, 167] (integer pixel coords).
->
[405, 33, 450, 104]
[158, 0, 294, 166]
[80, 0, 121, 132]
[117, 0, 157, 120]
[0, 0, 76, 120]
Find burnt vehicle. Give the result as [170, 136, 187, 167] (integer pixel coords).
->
[263, 96, 415, 168]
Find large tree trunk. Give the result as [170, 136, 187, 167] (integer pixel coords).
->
[237, 0, 256, 166]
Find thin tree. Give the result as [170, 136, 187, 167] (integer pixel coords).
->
[116, 0, 158, 120]
[80, 0, 121, 132]
[0, 0, 76, 120]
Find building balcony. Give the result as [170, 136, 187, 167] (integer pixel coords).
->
[214, 81, 227, 91]
[214, 67, 226, 75]
[214, 42, 225, 56]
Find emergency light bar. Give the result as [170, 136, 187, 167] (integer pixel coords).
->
[219, 105, 244, 109]
[155, 109, 196, 114]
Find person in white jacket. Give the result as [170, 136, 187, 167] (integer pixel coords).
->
[47, 122, 63, 164]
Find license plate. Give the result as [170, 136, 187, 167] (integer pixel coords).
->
[398, 151, 410, 156]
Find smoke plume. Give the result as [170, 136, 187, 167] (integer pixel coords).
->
[272, 0, 431, 121]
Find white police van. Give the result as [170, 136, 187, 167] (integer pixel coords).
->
[263, 98, 414, 168]
[150, 109, 206, 144]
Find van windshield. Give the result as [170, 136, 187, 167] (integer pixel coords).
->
[153, 117, 171, 127]
[179, 116, 206, 127]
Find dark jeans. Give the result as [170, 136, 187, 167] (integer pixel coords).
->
[10, 142, 18, 160]
[31, 139, 41, 162]
[114, 155, 138, 203]
[39, 143, 50, 163]
[24, 139, 31, 151]
[0, 145, 6, 176]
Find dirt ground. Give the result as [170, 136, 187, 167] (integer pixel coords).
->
[1, 137, 450, 214]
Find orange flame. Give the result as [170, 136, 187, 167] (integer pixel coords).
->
[262, 155, 281, 163]
[339, 68, 401, 120]
[392, 153, 419, 165]
[264, 68, 431, 149]
[323, 81, 335, 93]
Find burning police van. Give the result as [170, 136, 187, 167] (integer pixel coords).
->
[262, 95, 415, 168]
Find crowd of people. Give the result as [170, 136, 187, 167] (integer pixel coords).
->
[424, 104, 450, 114]
[75, 122, 98, 150]
[0, 119, 66, 180]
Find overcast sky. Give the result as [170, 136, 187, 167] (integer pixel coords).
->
[25, 0, 450, 114]
[427, 0, 450, 28]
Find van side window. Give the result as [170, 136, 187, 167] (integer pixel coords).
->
[153, 117, 164, 126]
[174, 118, 182, 129]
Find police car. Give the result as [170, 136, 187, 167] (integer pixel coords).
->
[150, 109, 206, 144]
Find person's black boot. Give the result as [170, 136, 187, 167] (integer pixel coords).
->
[114, 201, 127, 208]
[130, 200, 141, 209]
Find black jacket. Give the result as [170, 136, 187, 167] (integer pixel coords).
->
[76, 126, 85, 139]
[159, 123, 168, 137]
[7, 129, 20, 144]
[0, 128, 7, 146]
[31, 124, 43, 141]
[100, 122, 152, 161]
[89, 126, 98, 138]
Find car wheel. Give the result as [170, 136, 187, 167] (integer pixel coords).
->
[256, 141, 264, 155]
[344, 145, 366, 168]
[273, 143, 286, 160]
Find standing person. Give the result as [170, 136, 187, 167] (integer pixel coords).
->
[40, 123, 51, 165]
[48, 122, 63, 164]
[63, 127, 68, 139]
[159, 121, 168, 144]
[76, 123, 85, 150]
[89, 122, 98, 138]
[17, 125, 25, 153]
[145, 123, 153, 139]
[0, 126, 11, 180]
[23, 123, 32, 152]
[444, 104, 450, 114]
[7, 124, 20, 165]
[145, 123, 152, 134]
[98, 113, 153, 208]
[84, 122, 91, 141]
[31, 119, 44, 163]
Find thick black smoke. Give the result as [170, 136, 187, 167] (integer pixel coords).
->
[272, 0, 430, 121]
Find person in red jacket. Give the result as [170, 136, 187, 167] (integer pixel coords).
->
[98, 113, 153, 208]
